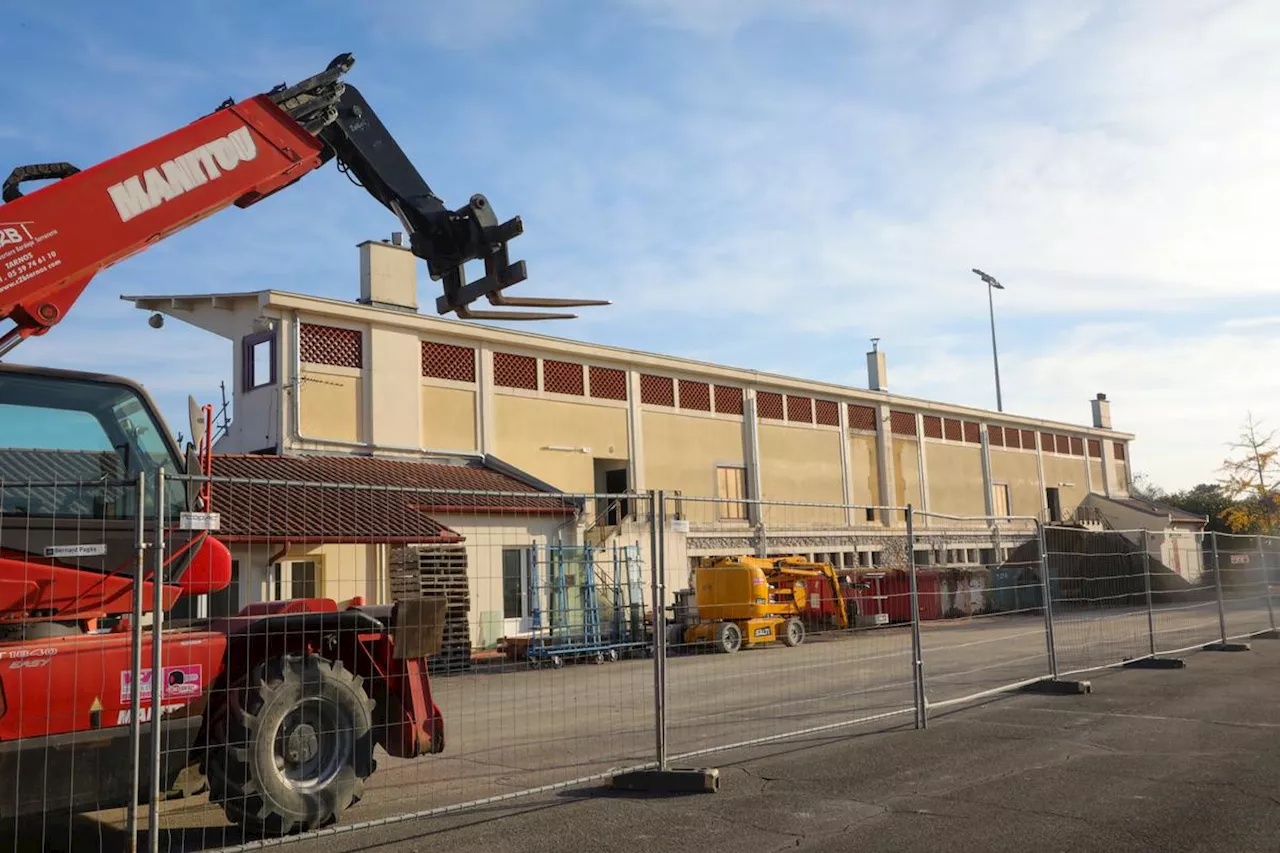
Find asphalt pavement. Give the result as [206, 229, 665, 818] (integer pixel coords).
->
[267, 632, 1280, 853]
[9, 601, 1279, 852]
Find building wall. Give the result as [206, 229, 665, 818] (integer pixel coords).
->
[493, 394, 629, 494]
[892, 438, 922, 509]
[643, 410, 745, 509]
[276, 309, 1136, 525]
[988, 448, 1041, 518]
[1041, 453, 1088, 520]
[925, 441, 986, 517]
[168, 288, 1136, 528]
[758, 422, 846, 527]
[847, 433, 880, 508]
[233, 542, 384, 609]
[432, 514, 570, 650]
[422, 385, 477, 451]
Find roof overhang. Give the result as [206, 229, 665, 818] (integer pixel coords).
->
[121, 292, 270, 340]
[122, 286, 1138, 440]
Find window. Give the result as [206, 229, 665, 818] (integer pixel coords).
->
[993, 483, 1011, 518]
[242, 331, 277, 391]
[716, 466, 749, 520]
[502, 548, 531, 620]
[270, 560, 319, 601]
[0, 372, 186, 519]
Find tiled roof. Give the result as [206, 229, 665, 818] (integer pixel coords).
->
[206, 454, 578, 543]
[0, 450, 578, 544]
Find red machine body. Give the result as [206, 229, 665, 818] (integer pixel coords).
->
[0, 54, 514, 834]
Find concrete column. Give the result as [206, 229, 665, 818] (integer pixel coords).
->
[1100, 438, 1115, 498]
[839, 402, 854, 527]
[477, 347, 495, 454]
[368, 325, 419, 449]
[915, 413, 930, 514]
[980, 425, 994, 517]
[874, 403, 894, 526]
[279, 312, 297, 453]
[1083, 439, 1094, 494]
[1035, 432, 1049, 520]
[743, 390, 765, 524]
[626, 371, 645, 491]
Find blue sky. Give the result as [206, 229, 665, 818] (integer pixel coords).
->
[5, 0, 1280, 492]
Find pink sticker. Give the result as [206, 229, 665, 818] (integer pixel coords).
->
[120, 665, 203, 703]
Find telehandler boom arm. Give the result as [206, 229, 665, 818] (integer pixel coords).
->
[0, 53, 606, 358]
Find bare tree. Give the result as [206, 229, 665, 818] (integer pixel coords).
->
[1219, 412, 1280, 534]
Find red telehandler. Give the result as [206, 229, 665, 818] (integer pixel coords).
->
[0, 53, 603, 835]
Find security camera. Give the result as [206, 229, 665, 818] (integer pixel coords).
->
[148, 313, 164, 329]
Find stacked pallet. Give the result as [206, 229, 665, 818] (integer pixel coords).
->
[390, 543, 473, 674]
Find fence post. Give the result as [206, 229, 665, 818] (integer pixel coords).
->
[1211, 531, 1228, 645]
[906, 506, 927, 730]
[1142, 529, 1156, 658]
[650, 490, 668, 770]
[1258, 535, 1276, 634]
[126, 471, 146, 853]
[1036, 522, 1060, 680]
[147, 469, 167, 853]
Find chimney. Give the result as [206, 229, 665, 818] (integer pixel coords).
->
[357, 236, 418, 312]
[1091, 393, 1112, 429]
[866, 338, 887, 392]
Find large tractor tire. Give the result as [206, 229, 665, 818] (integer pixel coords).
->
[205, 654, 376, 836]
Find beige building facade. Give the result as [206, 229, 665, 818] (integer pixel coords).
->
[127, 237, 1137, 583]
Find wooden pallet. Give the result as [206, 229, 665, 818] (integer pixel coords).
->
[390, 543, 473, 673]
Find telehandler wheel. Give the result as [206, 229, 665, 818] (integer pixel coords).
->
[205, 653, 376, 837]
[781, 617, 805, 648]
[714, 622, 742, 654]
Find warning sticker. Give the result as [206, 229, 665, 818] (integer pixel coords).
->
[121, 665, 203, 703]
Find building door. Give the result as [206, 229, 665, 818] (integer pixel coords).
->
[604, 468, 629, 524]
[502, 547, 534, 635]
[1045, 488, 1062, 523]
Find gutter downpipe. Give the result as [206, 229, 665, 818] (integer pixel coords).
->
[289, 311, 484, 461]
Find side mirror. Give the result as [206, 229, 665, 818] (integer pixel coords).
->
[188, 396, 208, 451]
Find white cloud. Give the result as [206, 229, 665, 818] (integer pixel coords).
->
[9, 0, 1278, 494]
[480, 0, 1280, 492]
[890, 317, 1280, 492]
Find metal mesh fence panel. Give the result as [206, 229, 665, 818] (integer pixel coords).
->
[0, 472, 154, 853]
[1212, 532, 1277, 641]
[662, 496, 920, 761]
[1042, 525, 1158, 676]
[134, 475, 660, 852]
[913, 513, 1051, 709]
[1149, 530, 1225, 655]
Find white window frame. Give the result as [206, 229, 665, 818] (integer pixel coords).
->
[269, 558, 320, 601]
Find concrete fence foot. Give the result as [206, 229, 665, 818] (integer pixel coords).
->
[1251, 630, 1280, 640]
[1123, 657, 1187, 670]
[1203, 641, 1251, 652]
[1019, 678, 1092, 695]
[612, 768, 720, 794]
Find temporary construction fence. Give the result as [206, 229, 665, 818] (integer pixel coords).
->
[1, 471, 1277, 853]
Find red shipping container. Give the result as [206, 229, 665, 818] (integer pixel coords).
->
[875, 569, 942, 624]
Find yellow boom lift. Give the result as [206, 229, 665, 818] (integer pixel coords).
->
[676, 555, 851, 654]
